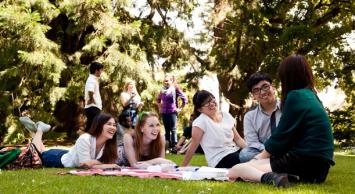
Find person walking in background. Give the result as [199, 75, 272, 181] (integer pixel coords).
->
[84, 62, 104, 132]
[239, 72, 282, 162]
[182, 90, 246, 168]
[117, 112, 175, 168]
[228, 55, 335, 187]
[157, 74, 187, 150]
[120, 80, 144, 128]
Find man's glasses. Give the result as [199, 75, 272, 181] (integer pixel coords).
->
[251, 84, 271, 95]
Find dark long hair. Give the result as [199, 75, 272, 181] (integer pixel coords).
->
[134, 112, 162, 160]
[278, 55, 316, 108]
[192, 90, 216, 118]
[88, 113, 118, 164]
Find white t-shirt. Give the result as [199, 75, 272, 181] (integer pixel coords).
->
[61, 133, 104, 167]
[120, 92, 141, 107]
[84, 74, 102, 110]
[193, 111, 240, 167]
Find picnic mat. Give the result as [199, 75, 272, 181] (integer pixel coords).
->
[69, 166, 229, 181]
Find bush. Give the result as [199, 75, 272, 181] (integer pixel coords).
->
[329, 106, 355, 147]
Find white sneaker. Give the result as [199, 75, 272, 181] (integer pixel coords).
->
[19, 116, 37, 132]
[36, 121, 51, 132]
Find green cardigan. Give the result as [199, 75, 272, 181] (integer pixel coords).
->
[264, 89, 334, 164]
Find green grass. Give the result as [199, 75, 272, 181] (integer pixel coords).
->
[1, 153, 354, 194]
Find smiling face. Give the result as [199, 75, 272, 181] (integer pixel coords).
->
[100, 118, 117, 140]
[198, 96, 218, 116]
[141, 116, 161, 141]
[251, 80, 276, 106]
[163, 75, 173, 87]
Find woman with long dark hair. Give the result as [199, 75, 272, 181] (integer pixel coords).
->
[27, 113, 118, 168]
[117, 112, 175, 168]
[228, 55, 335, 187]
[182, 90, 246, 168]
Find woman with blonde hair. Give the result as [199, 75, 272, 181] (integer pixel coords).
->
[117, 112, 175, 168]
[120, 80, 144, 128]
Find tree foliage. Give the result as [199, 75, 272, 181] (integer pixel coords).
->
[199, 0, 355, 133]
[0, 0, 197, 143]
[0, 0, 353, 145]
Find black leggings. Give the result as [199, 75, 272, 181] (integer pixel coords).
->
[270, 152, 332, 183]
[215, 150, 241, 168]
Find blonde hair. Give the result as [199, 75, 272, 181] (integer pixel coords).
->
[123, 80, 138, 93]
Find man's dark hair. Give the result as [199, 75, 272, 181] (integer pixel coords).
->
[89, 62, 103, 74]
[118, 111, 130, 125]
[246, 72, 272, 91]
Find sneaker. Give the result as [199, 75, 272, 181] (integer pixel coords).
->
[274, 174, 290, 188]
[19, 116, 37, 132]
[261, 172, 291, 188]
[36, 121, 51, 132]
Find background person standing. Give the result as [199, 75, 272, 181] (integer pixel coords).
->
[157, 74, 187, 150]
[120, 80, 144, 128]
[84, 62, 103, 132]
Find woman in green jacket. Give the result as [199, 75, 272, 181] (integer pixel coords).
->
[228, 55, 335, 187]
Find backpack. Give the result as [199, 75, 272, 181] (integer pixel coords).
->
[3, 143, 43, 170]
[0, 147, 21, 169]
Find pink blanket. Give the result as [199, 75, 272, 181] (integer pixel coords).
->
[69, 166, 229, 181]
[69, 168, 184, 180]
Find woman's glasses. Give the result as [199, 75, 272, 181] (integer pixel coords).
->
[202, 98, 217, 107]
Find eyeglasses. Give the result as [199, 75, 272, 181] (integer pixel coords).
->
[251, 84, 271, 95]
[202, 98, 217, 107]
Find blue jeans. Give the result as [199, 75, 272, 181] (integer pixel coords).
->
[239, 147, 262, 163]
[42, 149, 68, 168]
[161, 112, 177, 147]
[128, 109, 137, 128]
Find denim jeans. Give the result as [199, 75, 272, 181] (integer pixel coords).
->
[239, 147, 262, 163]
[42, 149, 68, 168]
[161, 112, 177, 147]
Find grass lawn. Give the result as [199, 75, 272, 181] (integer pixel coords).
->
[1, 152, 354, 194]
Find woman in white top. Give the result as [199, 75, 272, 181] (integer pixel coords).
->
[182, 90, 247, 168]
[120, 80, 144, 128]
[30, 113, 119, 168]
[117, 112, 175, 168]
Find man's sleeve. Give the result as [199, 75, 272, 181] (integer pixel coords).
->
[243, 112, 265, 150]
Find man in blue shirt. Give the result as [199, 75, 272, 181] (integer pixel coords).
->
[239, 72, 282, 162]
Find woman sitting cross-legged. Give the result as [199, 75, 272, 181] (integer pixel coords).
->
[117, 112, 175, 168]
[27, 113, 119, 168]
[227, 55, 335, 187]
[182, 90, 247, 168]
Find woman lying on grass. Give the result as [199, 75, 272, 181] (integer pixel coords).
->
[23, 113, 119, 168]
[228, 55, 335, 187]
[117, 112, 175, 168]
